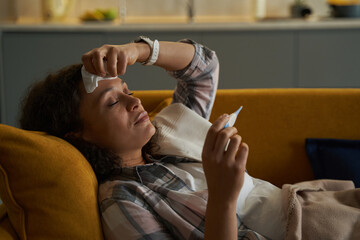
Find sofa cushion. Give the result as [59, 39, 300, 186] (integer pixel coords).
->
[0, 124, 103, 240]
[306, 138, 360, 188]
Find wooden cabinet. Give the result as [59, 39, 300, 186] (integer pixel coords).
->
[1, 25, 360, 127]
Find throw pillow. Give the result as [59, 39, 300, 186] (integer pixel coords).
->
[306, 138, 360, 188]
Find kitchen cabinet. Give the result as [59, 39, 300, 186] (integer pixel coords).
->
[1, 21, 360, 127]
[1, 32, 104, 127]
[298, 29, 360, 87]
[203, 31, 295, 88]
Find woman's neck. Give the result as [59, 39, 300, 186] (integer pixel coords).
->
[120, 150, 147, 167]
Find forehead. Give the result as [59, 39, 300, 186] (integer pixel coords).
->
[82, 77, 124, 92]
[80, 77, 125, 101]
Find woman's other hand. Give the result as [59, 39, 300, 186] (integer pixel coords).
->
[202, 114, 249, 240]
[81, 43, 150, 77]
[202, 113, 249, 204]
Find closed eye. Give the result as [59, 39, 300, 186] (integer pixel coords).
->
[108, 100, 119, 107]
[108, 92, 132, 107]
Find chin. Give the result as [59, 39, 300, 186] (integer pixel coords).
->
[148, 123, 156, 139]
[142, 123, 156, 146]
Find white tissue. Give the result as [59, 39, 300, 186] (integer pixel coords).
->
[81, 66, 118, 93]
[151, 103, 212, 161]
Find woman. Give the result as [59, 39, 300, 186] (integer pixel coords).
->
[20, 38, 261, 240]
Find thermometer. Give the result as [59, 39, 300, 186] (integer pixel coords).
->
[224, 106, 243, 128]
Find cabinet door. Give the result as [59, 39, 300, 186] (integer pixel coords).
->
[105, 31, 202, 91]
[298, 30, 360, 87]
[203, 31, 296, 89]
[2, 32, 104, 126]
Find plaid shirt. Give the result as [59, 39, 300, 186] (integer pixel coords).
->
[99, 40, 266, 240]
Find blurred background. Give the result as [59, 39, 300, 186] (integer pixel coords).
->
[0, 0, 360, 126]
[0, 0, 339, 23]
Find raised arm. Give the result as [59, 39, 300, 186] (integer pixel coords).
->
[168, 39, 219, 119]
[81, 38, 219, 119]
[81, 40, 195, 76]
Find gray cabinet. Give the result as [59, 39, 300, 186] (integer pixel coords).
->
[298, 29, 360, 87]
[2, 32, 104, 126]
[203, 31, 296, 88]
[1, 26, 360, 127]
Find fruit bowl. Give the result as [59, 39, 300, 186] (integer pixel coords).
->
[80, 8, 117, 22]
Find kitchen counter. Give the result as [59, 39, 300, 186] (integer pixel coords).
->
[1, 18, 360, 32]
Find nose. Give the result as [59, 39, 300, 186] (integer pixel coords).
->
[126, 95, 141, 112]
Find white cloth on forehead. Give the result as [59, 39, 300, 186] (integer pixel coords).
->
[81, 66, 118, 93]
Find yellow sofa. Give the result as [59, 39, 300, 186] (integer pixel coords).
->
[0, 88, 359, 239]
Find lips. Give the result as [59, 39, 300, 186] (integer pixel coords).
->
[134, 111, 149, 125]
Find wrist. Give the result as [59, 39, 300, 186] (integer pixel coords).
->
[207, 195, 238, 211]
[133, 36, 159, 65]
[133, 42, 151, 63]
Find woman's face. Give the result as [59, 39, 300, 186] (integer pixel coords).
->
[77, 78, 156, 156]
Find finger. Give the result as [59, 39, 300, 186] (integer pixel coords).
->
[81, 53, 96, 74]
[224, 134, 242, 161]
[212, 113, 230, 130]
[213, 127, 238, 160]
[117, 52, 128, 76]
[203, 114, 229, 154]
[106, 47, 118, 77]
[92, 49, 106, 76]
[235, 142, 249, 169]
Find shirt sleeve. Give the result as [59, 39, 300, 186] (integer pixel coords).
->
[100, 198, 173, 240]
[167, 39, 219, 120]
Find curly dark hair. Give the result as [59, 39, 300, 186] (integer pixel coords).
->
[19, 64, 122, 183]
[20, 64, 83, 137]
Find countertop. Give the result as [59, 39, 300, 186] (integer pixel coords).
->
[1, 18, 360, 32]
